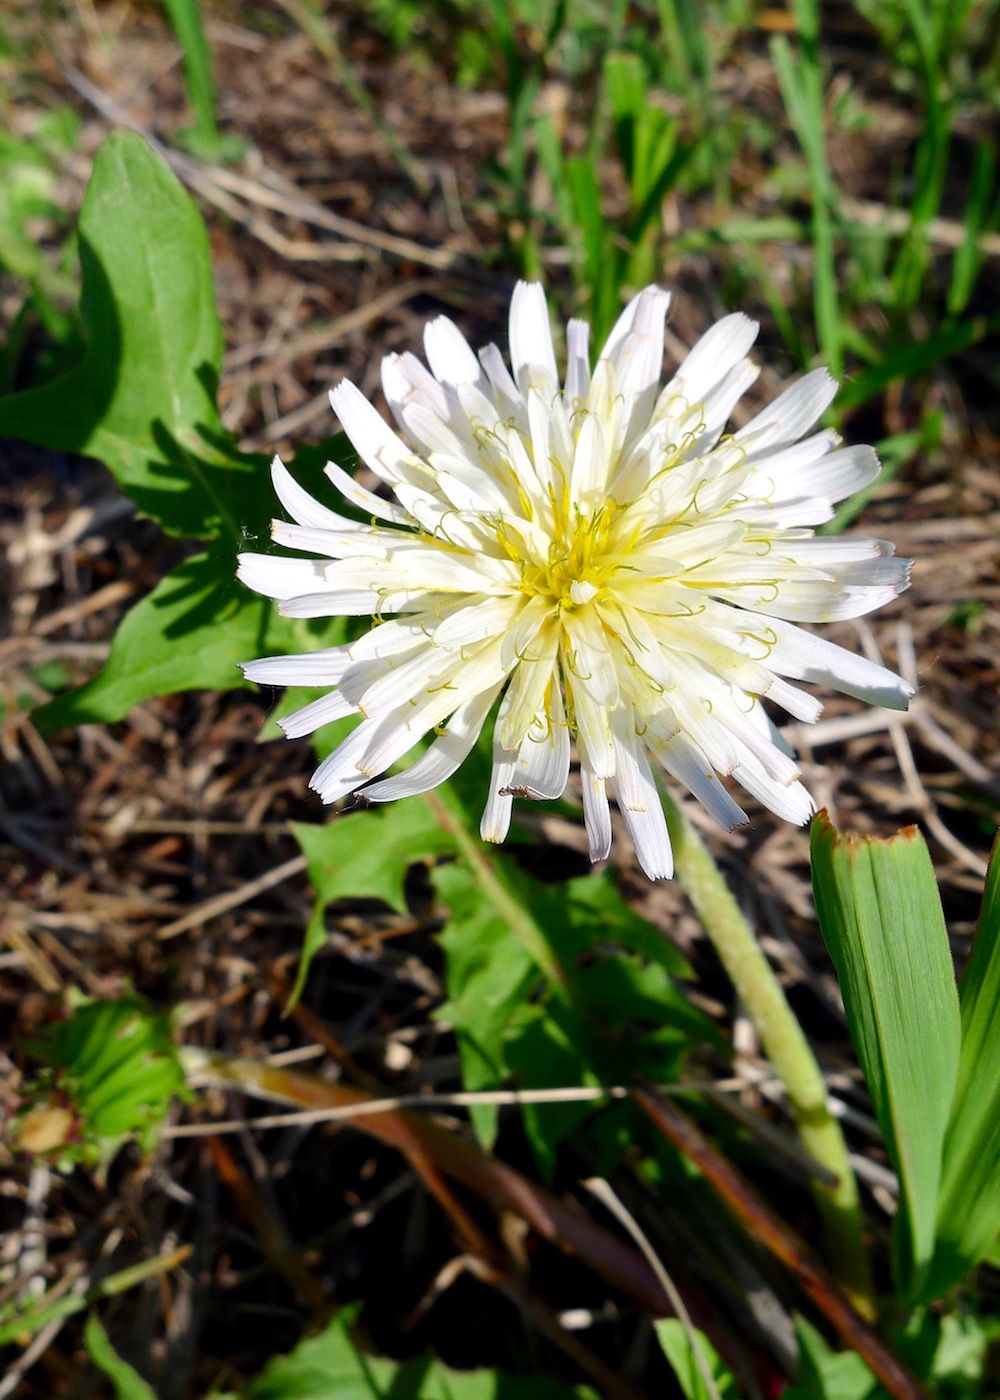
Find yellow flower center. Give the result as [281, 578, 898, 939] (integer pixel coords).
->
[493, 500, 627, 612]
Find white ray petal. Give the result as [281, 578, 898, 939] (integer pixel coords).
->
[309, 718, 379, 802]
[481, 767, 514, 843]
[765, 618, 914, 708]
[270, 455, 365, 531]
[270, 519, 394, 558]
[279, 690, 357, 738]
[663, 312, 759, 406]
[689, 358, 760, 455]
[764, 676, 824, 724]
[608, 286, 670, 449]
[564, 318, 591, 405]
[501, 595, 557, 670]
[570, 412, 612, 509]
[561, 610, 619, 709]
[498, 621, 560, 750]
[733, 751, 815, 825]
[509, 281, 558, 394]
[571, 679, 615, 780]
[433, 594, 524, 648]
[647, 725, 749, 832]
[506, 677, 570, 799]
[478, 342, 528, 434]
[777, 444, 881, 507]
[359, 647, 507, 779]
[581, 764, 612, 862]
[237, 553, 334, 600]
[611, 775, 673, 880]
[381, 350, 450, 422]
[424, 315, 487, 390]
[241, 648, 353, 686]
[364, 684, 501, 801]
[744, 429, 841, 488]
[323, 458, 411, 526]
[481, 687, 518, 842]
[329, 379, 417, 485]
[736, 368, 838, 452]
[278, 588, 436, 618]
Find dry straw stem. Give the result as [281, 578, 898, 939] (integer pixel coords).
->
[181, 1046, 761, 1378]
[182, 1046, 927, 1398]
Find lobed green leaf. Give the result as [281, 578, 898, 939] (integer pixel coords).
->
[292, 795, 713, 1163]
[18, 994, 188, 1170]
[237, 1303, 594, 1399]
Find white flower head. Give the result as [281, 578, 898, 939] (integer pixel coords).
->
[239, 283, 912, 879]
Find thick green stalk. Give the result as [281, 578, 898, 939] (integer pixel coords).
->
[661, 792, 875, 1319]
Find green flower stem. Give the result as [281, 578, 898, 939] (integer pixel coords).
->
[661, 791, 875, 1320]
[423, 788, 572, 994]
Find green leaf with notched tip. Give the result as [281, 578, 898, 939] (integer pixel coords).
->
[810, 814, 961, 1303]
[929, 831, 1000, 1297]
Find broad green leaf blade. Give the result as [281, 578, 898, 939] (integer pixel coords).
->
[33, 541, 349, 729]
[504, 1001, 601, 1175]
[0, 129, 347, 728]
[293, 805, 459, 916]
[291, 800, 539, 1139]
[0, 130, 252, 540]
[781, 1316, 879, 1400]
[34, 546, 257, 727]
[84, 1316, 157, 1400]
[810, 814, 961, 1301]
[240, 1304, 594, 1399]
[930, 831, 1000, 1295]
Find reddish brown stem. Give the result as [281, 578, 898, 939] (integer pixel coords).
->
[205, 1133, 330, 1318]
[632, 1086, 930, 1400]
[200, 1054, 674, 1313]
[285, 993, 643, 1398]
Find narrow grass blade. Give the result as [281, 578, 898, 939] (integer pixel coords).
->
[161, 0, 222, 156]
[771, 4, 841, 377]
[84, 1316, 157, 1400]
[835, 313, 1000, 411]
[810, 815, 961, 1302]
[929, 833, 1000, 1296]
[946, 140, 997, 316]
[890, 0, 952, 310]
